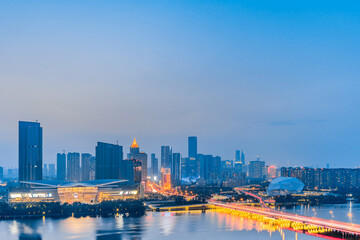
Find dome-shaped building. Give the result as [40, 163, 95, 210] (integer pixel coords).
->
[266, 177, 304, 196]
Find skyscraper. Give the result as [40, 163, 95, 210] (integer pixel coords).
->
[129, 138, 148, 182]
[43, 164, 48, 178]
[67, 152, 80, 181]
[0, 167, 3, 180]
[161, 146, 172, 168]
[57, 153, 66, 181]
[188, 136, 197, 159]
[235, 150, 240, 164]
[240, 151, 245, 165]
[19, 121, 43, 182]
[248, 156, 265, 180]
[48, 164, 56, 179]
[95, 142, 123, 180]
[81, 153, 94, 181]
[151, 153, 158, 180]
[171, 153, 181, 186]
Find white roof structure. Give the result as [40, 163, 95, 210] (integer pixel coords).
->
[266, 177, 304, 196]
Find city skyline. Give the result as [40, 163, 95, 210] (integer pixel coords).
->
[1, 1, 360, 168]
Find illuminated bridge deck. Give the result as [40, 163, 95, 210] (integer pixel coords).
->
[210, 200, 360, 239]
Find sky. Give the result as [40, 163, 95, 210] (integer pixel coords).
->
[0, 0, 359, 168]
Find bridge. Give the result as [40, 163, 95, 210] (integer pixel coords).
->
[209, 200, 360, 239]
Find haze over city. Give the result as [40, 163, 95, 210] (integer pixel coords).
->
[1, 0, 360, 168]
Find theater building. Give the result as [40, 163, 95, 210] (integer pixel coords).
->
[9, 180, 139, 204]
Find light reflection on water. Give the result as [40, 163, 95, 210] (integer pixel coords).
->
[0, 207, 350, 240]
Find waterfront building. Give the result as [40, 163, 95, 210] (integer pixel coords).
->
[19, 121, 43, 182]
[281, 167, 360, 191]
[95, 142, 123, 180]
[10, 180, 138, 204]
[67, 152, 80, 182]
[57, 153, 66, 181]
[161, 146, 172, 168]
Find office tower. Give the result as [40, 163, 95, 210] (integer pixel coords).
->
[129, 138, 148, 182]
[161, 146, 172, 168]
[122, 160, 134, 185]
[240, 151, 245, 165]
[96, 142, 123, 180]
[57, 153, 66, 181]
[81, 153, 93, 181]
[48, 164, 55, 179]
[188, 136, 197, 159]
[132, 159, 142, 184]
[248, 156, 265, 179]
[151, 153, 158, 180]
[19, 121, 43, 182]
[0, 167, 3, 180]
[171, 153, 181, 186]
[235, 150, 240, 163]
[43, 164, 48, 178]
[67, 152, 80, 182]
[161, 167, 171, 190]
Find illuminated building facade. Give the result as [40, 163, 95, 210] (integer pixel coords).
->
[161, 167, 171, 190]
[9, 180, 139, 204]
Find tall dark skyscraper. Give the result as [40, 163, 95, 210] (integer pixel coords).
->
[171, 153, 181, 186]
[235, 150, 241, 164]
[19, 121, 43, 182]
[96, 142, 123, 180]
[67, 152, 80, 182]
[151, 153, 158, 179]
[57, 153, 66, 181]
[0, 167, 3, 180]
[241, 151, 245, 165]
[161, 146, 172, 168]
[81, 153, 94, 181]
[188, 136, 197, 159]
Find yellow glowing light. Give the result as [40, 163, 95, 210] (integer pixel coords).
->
[131, 138, 139, 148]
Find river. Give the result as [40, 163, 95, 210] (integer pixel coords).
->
[1, 203, 359, 240]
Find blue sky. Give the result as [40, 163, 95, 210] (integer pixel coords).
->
[0, 0, 359, 168]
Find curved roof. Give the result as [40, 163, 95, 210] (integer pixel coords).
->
[266, 177, 304, 196]
[20, 179, 129, 188]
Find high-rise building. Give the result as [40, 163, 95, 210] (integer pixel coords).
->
[171, 153, 181, 186]
[248, 156, 265, 180]
[235, 150, 241, 164]
[161, 167, 171, 190]
[95, 142, 123, 180]
[122, 160, 134, 185]
[161, 146, 172, 168]
[188, 136, 197, 159]
[241, 151, 245, 165]
[151, 153, 158, 180]
[81, 153, 94, 181]
[19, 121, 43, 182]
[67, 152, 80, 181]
[57, 153, 66, 181]
[129, 138, 148, 182]
[43, 164, 48, 178]
[48, 164, 56, 179]
[0, 167, 3, 180]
